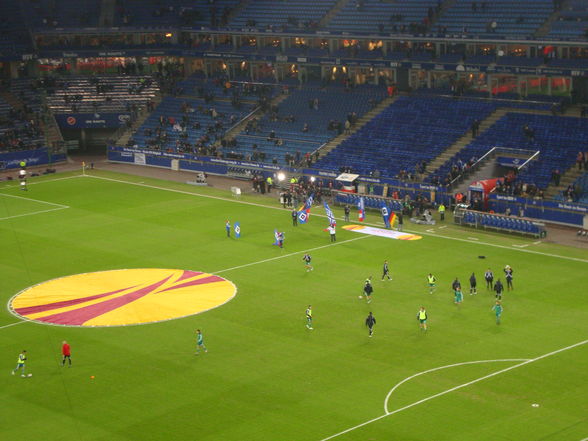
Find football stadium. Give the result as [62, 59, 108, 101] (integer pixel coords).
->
[1, 1, 588, 440]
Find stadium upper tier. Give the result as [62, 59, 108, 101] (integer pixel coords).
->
[8, 0, 586, 41]
[43, 76, 160, 114]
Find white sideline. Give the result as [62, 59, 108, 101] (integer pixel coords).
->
[86, 175, 588, 264]
[318, 339, 588, 441]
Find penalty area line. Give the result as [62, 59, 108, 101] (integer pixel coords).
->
[0, 321, 26, 330]
[318, 339, 588, 441]
[0, 206, 69, 221]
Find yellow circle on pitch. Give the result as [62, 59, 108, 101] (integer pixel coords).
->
[9, 269, 236, 327]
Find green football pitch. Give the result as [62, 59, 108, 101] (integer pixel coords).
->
[1, 170, 587, 441]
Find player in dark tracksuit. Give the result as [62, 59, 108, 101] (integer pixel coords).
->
[365, 312, 376, 337]
[494, 279, 504, 300]
[382, 261, 392, 281]
[484, 269, 494, 290]
[469, 272, 477, 295]
[504, 266, 514, 291]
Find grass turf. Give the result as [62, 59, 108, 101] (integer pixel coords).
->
[1, 170, 587, 441]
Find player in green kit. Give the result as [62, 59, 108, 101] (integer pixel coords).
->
[306, 305, 313, 330]
[427, 273, 436, 294]
[492, 301, 503, 325]
[195, 329, 207, 354]
[454, 286, 463, 305]
[417, 307, 428, 331]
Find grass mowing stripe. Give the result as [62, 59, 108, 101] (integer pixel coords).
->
[88, 174, 588, 264]
[318, 339, 588, 441]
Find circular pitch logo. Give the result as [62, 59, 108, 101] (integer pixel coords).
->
[9, 269, 236, 327]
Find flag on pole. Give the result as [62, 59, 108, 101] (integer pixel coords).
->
[234, 221, 241, 238]
[298, 194, 314, 224]
[323, 201, 336, 227]
[381, 204, 397, 229]
[358, 197, 365, 222]
[272, 229, 280, 245]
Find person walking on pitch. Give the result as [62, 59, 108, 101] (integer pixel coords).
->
[306, 305, 313, 330]
[492, 301, 503, 325]
[454, 286, 463, 305]
[484, 268, 494, 290]
[195, 329, 207, 354]
[365, 312, 376, 337]
[303, 254, 313, 272]
[504, 265, 514, 291]
[363, 276, 373, 303]
[469, 272, 477, 295]
[225, 220, 231, 238]
[427, 273, 436, 294]
[382, 260, 392, 281]
[12, 350, 27, 377]
[494, 279, 504, 300]
[61, 341, 72, 367]
[417, 307, 428, 331]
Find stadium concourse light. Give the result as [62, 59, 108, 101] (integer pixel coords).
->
[310, 176, 316, 182]
[277, 172, 286, 182]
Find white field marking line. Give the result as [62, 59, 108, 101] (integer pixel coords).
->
[533, 240, 542, 245]
[318, 339, 588, 441]
[87, 174, 588, 264]
[383, 358, 529, 414]
[0, 174, 84, 189]
[0, 191, 69, 209]
[467, 237, 479, 241]
[438, 225, 447, 229]
[214, 236, 370, 274]
[426, 228, 435, 233]
[513, 244, 530, 248]
[0, 321, 26, 329]
[0, 206, 69, 221]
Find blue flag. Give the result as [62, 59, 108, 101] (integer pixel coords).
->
[323, 201, 336, 227]
[298, 194, 314, 224]
[381, 204, 391, 228]
[358, 197, 365, 222]
[234, 221, 241, 238]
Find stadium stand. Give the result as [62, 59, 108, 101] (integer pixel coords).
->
[314, 96, 498, 178]
[127, 96, 254, 156]
[21, 0, 100, 29]
[327, 0, 439, 34]
[42, 76, 160, 114]
[229, 0, 335, 30]
[555, 172, 588, 203]
[430, 112, 588, 192]
[0, 0, 33, 58]
[231, 84, 387, 166]
[547, 0, 588, 39]
[435, 0, 554, 37]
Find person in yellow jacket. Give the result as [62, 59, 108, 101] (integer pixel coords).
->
[12, 350, 27, 377]
[417, 307, 428, 331]
[438, 203, 446, 221]
[266, 176, 273, 193]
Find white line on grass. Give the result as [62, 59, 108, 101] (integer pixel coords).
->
[0, 321, 26, 329]
[87, 174, 588, 264]
[0, 206, 69, 221]
[0, 174, 83, 189]
[0, 192, 69, 209]
[214, 236, 370, 274]
[318, 339, 588, 441]
[383, 358, 530, 413]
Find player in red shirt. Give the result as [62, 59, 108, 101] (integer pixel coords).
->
[61, 341, 71, 367]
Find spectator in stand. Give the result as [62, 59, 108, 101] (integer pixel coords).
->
[577, 151, 584, 170]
